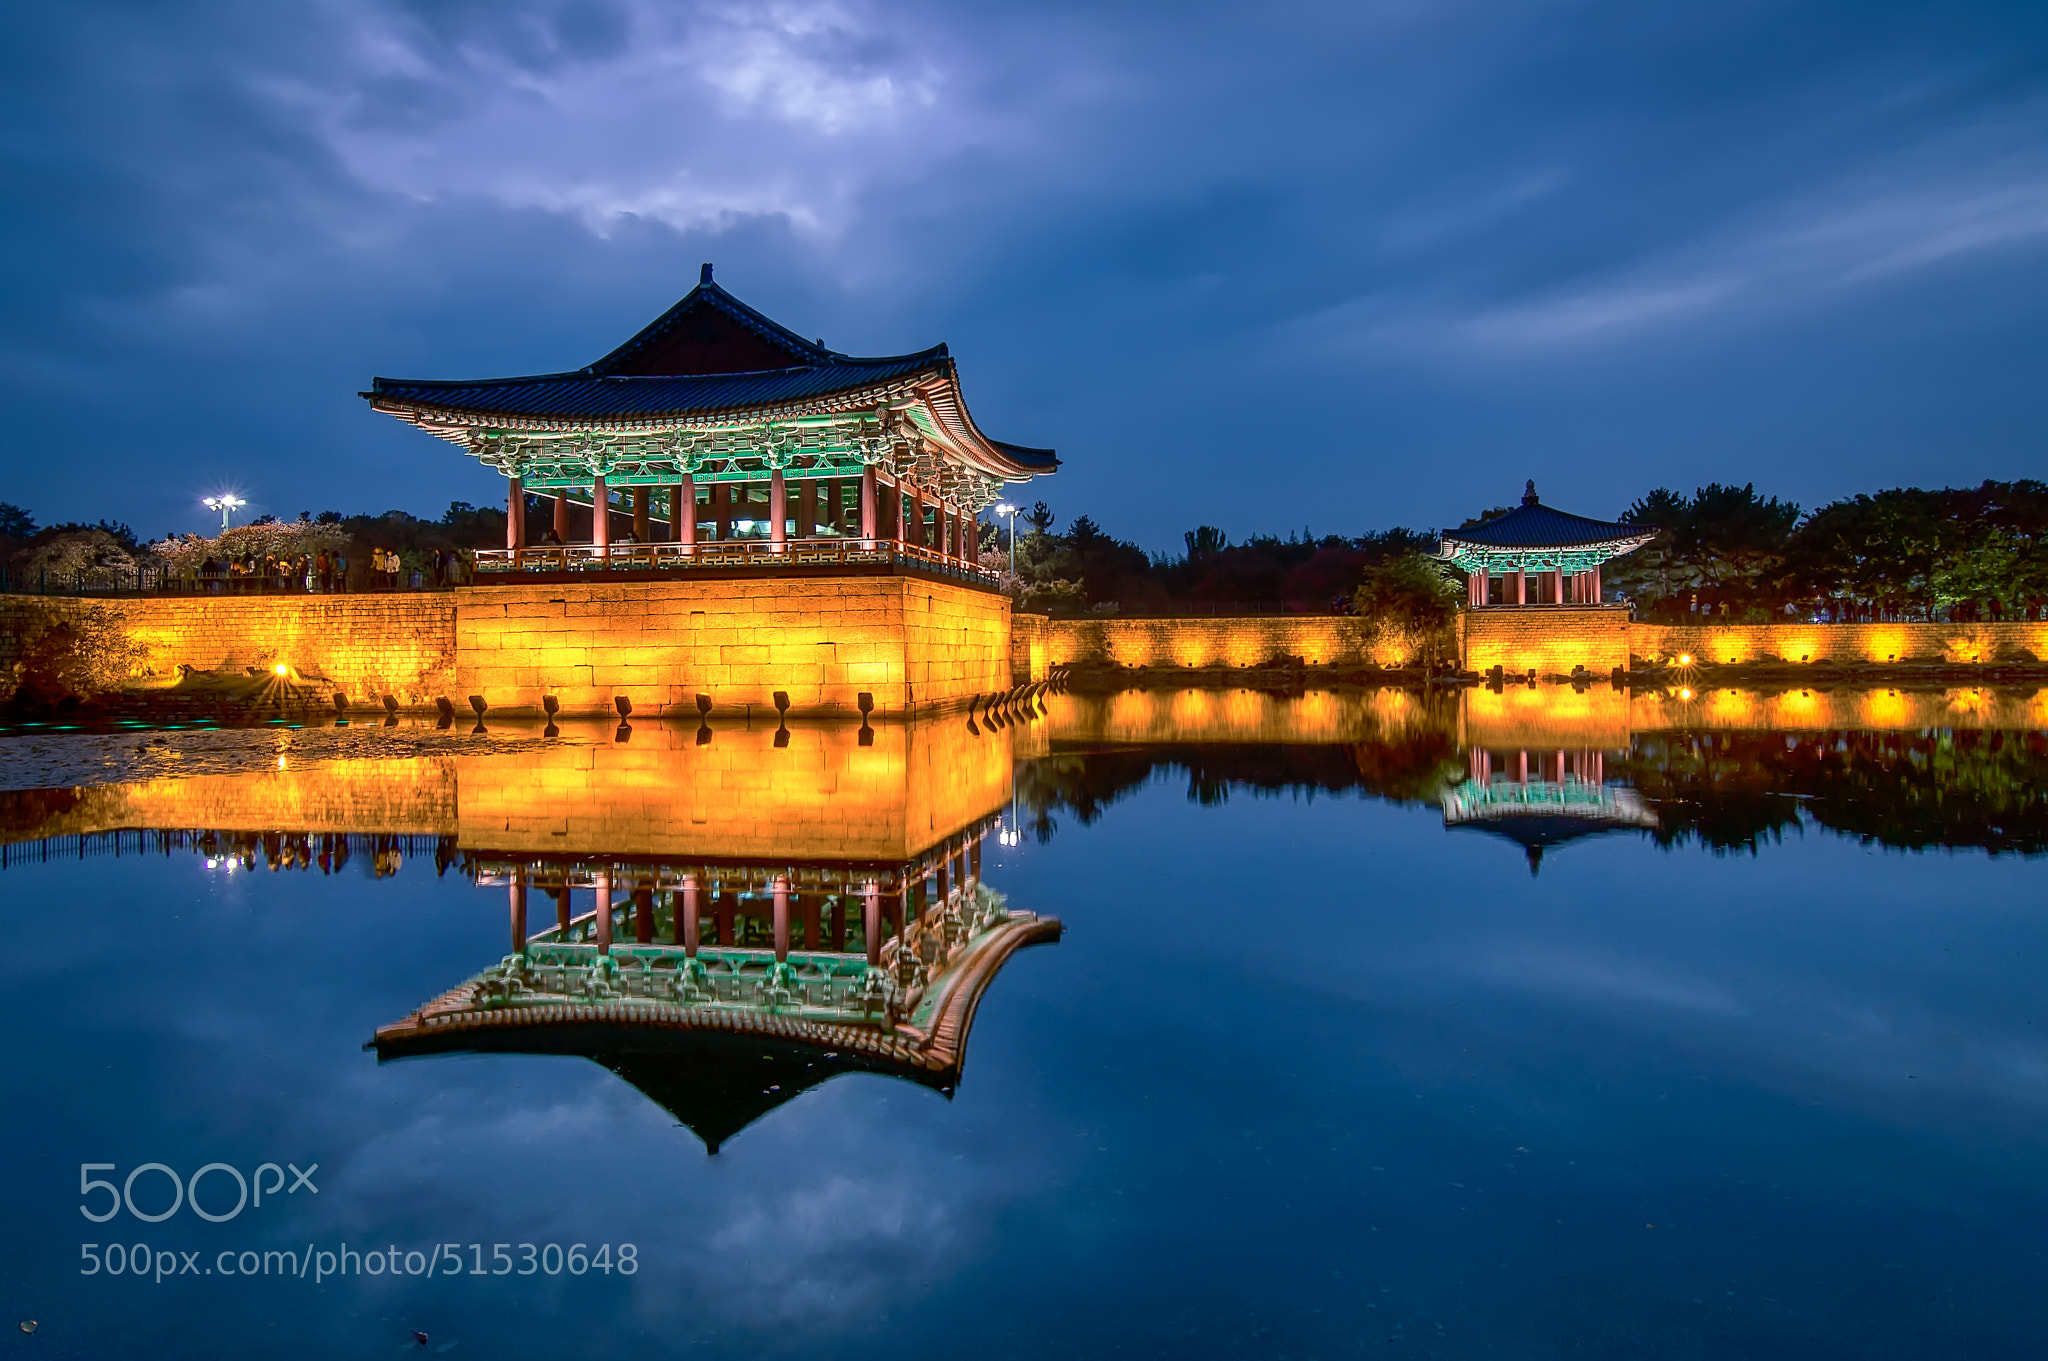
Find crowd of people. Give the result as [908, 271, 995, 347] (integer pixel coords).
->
[190, 546, 472, 592]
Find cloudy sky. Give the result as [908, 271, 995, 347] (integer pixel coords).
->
[5, 0, 2047, 550]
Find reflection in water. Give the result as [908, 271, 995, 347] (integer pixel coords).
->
[0, 715, 1061, 1151]
[1025, 686, 2048, 861]
[1442, 749, 1658, 874]
[374, 831, 1058, 1152]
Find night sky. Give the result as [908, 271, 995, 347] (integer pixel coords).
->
[5, 0, 2047, 551]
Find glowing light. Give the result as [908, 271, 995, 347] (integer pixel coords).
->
[1678, 654, 1693, 666]
[202, 493, 247, 531]
[1678, 687, 1694, 700]
[272, 664, 289, 676]
[276, 756, 287, 769]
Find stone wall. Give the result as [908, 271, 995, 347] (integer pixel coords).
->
[1459, 606, 1632, 675]
[1628, 619, 2048, 667]
[0, 592, 457, 704]
[454, 575, 1010, 718]
[1010, 611, 1048, 685]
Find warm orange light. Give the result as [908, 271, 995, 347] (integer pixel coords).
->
[1678, 687, 1694, 700]
[1678, 654, 1693, 666]
[272, 663, 289, 676]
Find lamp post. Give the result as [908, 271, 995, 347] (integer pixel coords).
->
[203, 495, 246, 532]
[993, 503, 1018, 577]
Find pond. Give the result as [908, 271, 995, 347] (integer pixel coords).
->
[0, 684, 2043, 1358]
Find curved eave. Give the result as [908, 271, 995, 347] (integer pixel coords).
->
[904, 363, 1058, 482]
[1435, 531, 1657, 561]
[371, 915, 1061, 1080]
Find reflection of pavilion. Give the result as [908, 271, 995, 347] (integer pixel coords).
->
[371, 718, 1058, 1151]
[1442, 748, 1657, 873]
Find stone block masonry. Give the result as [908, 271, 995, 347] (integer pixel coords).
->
[455, 575, 1010, 717]
[1042, 615, 1390, 670]
[0, 593, 457, 705]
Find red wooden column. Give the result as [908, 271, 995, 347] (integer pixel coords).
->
[680, 874, 700, 955]
[632, 487, 650, 543]
[860, 467, 878, 546]
[594, 869, 612, 955]
[1515, 568, 1526, 605]
[507, 477, 526, 552]
[553, 884, 571, 933]
[508, 871, 527, 954]
[592, 475, 610, 553]
[713, 483, 731, 540]
[797, 478, 817, 541]
[676, 476, 696, 548]
[771, 875, 791, 962]
[553, 493, 569, 543]
[769, 470, 788, 551]
[1476, 568, 1488, 605]
[1591, 565, 1602, 602]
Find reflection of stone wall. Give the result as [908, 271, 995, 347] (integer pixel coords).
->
[455, 576, 1010, 717]
[1011, 612, 1048, 685]
[1042, 616, 1392, 669]
[1629, 620, 2048, 666]
[0, 594, 457, 704]
[1460, 685, 1633, 751]
[1629, 686, 2048, 732]
[0, 759, 458, 842]
[455, 718, 1012, 862]
[1042, 688, 1445, 746]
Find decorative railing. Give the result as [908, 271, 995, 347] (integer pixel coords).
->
[472, 537, 996, 587]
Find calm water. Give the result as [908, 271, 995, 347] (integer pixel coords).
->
[1, 686, 2044, 1358]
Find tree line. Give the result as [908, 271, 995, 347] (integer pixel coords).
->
[991, 477, 2048, 625]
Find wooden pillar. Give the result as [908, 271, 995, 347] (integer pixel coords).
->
[860, 467, 878, 545]
[553, 492, 569, 543]
[1515, 568, 1526, 606]
[713, 483, 731, 540]
[715, 889, 733, 947]
[633, 886, 654, 944]
[1591, 565, 1602, 602]
[677, 476, 696, 548]
[679, 873, 699, 955]
[797, 479, 817, 541]
[594, 869, 612, 954]
[968, 837, 981, 887]
[509, 871, 527, 954]
[632, 487, 649, 543]
[801, 895, 819, 951]
[769, 470, 787, 550]
[771, 874, 791, 962]
[592, 476, 610, 553]
[553, 885, 571, 933]
[910, 488, 926, 549]
[863, 880, 882, 966]
[507, 477, 526, 551]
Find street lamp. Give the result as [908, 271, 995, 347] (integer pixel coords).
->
[993, 503, 1018, 577]
[203, 495, 246, 532]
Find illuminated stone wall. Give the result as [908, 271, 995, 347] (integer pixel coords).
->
[1460, 684, 1633, 751]
[455, 575, 1011, 717]
[3, 574, 1009, 715]
[1459, 606, 1633, 675]
[0, 594, 457, 704]
[1627, 684, 2048, 732]
[1011, 611, 1048, 685]
[1628, 619, 2048, 667]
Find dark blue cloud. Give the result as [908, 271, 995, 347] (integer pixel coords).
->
[3, 0, 2047, 549]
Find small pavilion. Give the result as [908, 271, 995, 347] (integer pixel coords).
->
[1436, 481, 1655, 607]
[362, 265, 1055, 580]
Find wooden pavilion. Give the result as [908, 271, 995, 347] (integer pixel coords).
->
[1437, 481, 1655, 607]
[362, 265, 1055, 582]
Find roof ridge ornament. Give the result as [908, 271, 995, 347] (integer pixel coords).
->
[1523, 479, 1539, 506]
[700, 262, 713, 285]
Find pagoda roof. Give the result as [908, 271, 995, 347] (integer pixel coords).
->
[362, 265, 1056, 481]
[1443, 483, 1648, 549]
